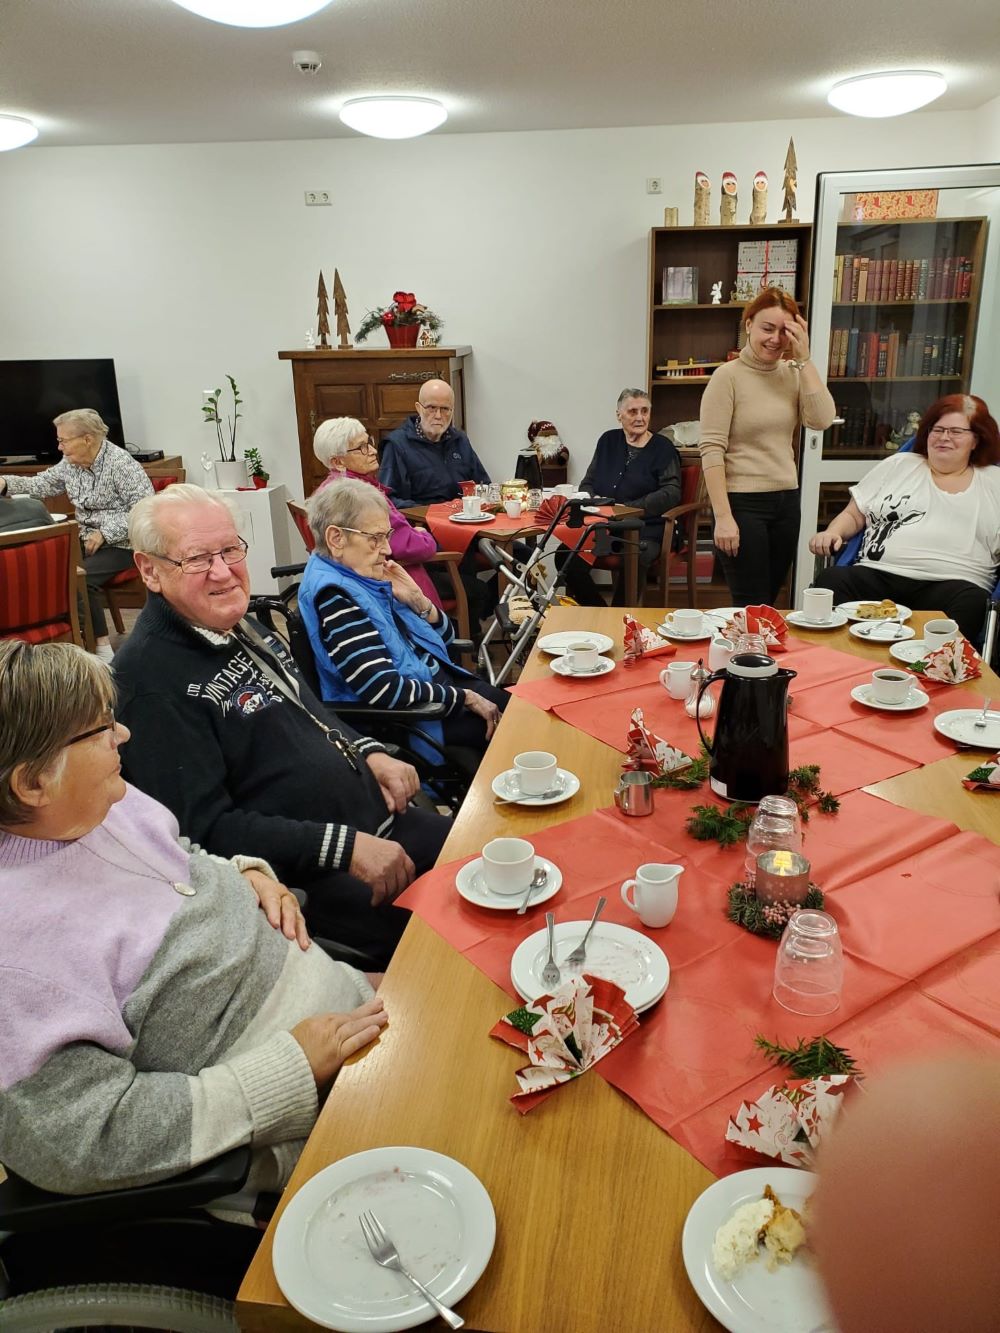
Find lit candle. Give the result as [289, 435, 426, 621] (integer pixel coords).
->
[755, 849, 811, 906]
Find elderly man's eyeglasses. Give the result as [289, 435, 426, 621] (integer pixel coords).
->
[345, 437, 377, 455]
[337, 526, 393, 549]
[418, 403, 453, 416]
[157, 537, 249, 575]
[928, 426, 973, 440]
[67, 708, 118, 747]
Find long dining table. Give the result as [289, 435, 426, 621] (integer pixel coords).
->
[237, 604, 1000, 1333]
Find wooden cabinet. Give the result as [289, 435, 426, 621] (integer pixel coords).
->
[278, 347, 472, 497]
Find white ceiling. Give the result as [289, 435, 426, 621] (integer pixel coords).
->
[5, 0, 1000, 147]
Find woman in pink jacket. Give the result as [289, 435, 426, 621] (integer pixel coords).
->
[313, 417, 442, 608]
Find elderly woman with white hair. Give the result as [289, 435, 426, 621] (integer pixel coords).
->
[0, 408, 153, 661]
[298, 478, 508, 759]
[313, 416, 442, 609]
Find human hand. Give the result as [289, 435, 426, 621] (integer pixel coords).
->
[714, 514, 740, 557]
[384, 559, 426, 612]
[463, 689, 501, 739]
[242, 867, 310, 950]
[83, 530, 105, 556]
[809, 529, 843, 557]
[349, 831, 415, 905]
[784, 313, 810, 362]
[366, 751, 419, 813]
[291, 998, 388, 1091]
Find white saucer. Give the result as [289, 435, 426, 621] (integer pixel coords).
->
[536, 630, 615, 656]
[550, 654, 615, 677]
[657, 618, 713, 642]
[456, 856, 562, 911]
[272, 1146, 496, 1333]
[510, 920, 669, 1012]
[705, 607, 741, 626]
[850, 682, 929, 712]
[491, 767, 581, 806]
[449, 511, 496, 524]
[838, 599, 913, 624]
[786, 609, 850, 630]
[889, 639, 930, 665]
[848, 620, 916, 642]
[682, 1167, 830, 1333]
[934, 708, 1000, 749]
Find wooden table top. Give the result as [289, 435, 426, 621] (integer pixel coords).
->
[238, 605, 999, 1333]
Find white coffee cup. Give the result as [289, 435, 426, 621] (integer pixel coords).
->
[513, 750, 558, 795]
[481, 837, 535, 895]
[565, 641, 599, 672]
[871, 668, 912, 705]
[708, 637, 735, 672]
[802, 587, 834, 623]
[660, 660, 695, 699]
[503, 498, 523, 518]
[620, 863, 682, 927]
[923, 618, 960, 652]
[555, 483, 577, 497]
[667, 608, 703, 636]
[462, 495, 483, 517]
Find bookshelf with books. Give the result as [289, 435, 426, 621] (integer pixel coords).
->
[821, 216, 987, 459]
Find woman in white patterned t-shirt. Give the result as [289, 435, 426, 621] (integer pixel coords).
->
[808, 394, 1000, 640]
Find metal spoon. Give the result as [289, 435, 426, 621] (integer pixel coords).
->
[516, 867, 548, 915]
[494, 779, 565, 807]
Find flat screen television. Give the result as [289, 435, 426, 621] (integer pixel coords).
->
[0, 358, 125, 461]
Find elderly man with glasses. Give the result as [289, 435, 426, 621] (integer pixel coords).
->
[378, 379, 489, 509]
[112, 484, 451, 971]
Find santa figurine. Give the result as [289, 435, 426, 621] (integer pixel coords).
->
[720, 171, 738, 226]
[750, 170, 768, 224]
[526, 420, 569, 470]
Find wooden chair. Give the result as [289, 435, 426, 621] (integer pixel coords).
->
[0, 520, 85, 648]
[287, 500, 471, 642]
[104, 473, 184, 633]
[643, 462, 711, 608]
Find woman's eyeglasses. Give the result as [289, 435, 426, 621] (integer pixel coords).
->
[337, 526, 393, 549]
[928, 426, 973, 440]
[66, 708, 118, 747]
[345, 437, 377, 455]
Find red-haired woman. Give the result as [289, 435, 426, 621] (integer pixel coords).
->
[810, 394, 1000, 639]
[699, 288, 836, 604]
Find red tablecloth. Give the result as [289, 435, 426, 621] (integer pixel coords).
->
[422, 501, 616, 565]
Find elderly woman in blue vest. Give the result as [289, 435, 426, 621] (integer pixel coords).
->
[298, 479, 508, 760]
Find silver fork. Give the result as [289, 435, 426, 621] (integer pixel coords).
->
[565, 896, 607, 970]
[974, 697, 992, 729]
[359, 1210, 464, 1329]
[541, 911, 561, 988]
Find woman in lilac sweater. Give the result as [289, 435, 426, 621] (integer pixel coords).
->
[313, 416, 442, 608]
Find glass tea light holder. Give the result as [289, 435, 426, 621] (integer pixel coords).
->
[755, 849, 811, 906]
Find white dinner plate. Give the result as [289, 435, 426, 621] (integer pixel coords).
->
[786, 609, 850, 631]
[837, 599, 912, 624]
[704, 607, 741, 626]
[657, 616, 714, 642]
[448, 512, 496, 525]
[850, 683, 929, 712]
[682, 1167, 832, 1333]
[510, 920, 669, 1012]
[455, 855, 562, 911]
[848, 620, 915, 642]
[491, 767, 581, 807]
[272, 1146, 496, 1332]
[549, 654, 615, 678]
[934, 708, 1000, 749]
[889, 639, 931, 665]
[536, 631, 615, 656]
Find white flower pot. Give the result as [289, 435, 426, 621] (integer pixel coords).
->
[214, 460, 249, 489]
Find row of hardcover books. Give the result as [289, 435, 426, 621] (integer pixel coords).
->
[828, 328, 964, 379]
[830, 405, 910, 452]
[833, 254, 974, 303]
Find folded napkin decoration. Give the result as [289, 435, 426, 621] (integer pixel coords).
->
[725, 1075, 853, 1166]
[721, 605, 788, 653]
[912, 636, 981, 684]
[490, 974, 639, 1113]
[963, 752, 1000, 790]
[622, 613, 676, 665]
[625, 706, 692, 775]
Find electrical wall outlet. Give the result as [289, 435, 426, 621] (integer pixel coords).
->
[646, 177, 663, 195]
[304, 190, 331, 206]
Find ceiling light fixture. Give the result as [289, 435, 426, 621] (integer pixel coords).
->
[170, 0, 334, 27]
[339, 96, 448, 139]
[0, 114, 39, 151]
[827, 70, 947, 118]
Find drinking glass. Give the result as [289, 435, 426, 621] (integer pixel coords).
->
[772, 910, 844, 1015]
[744, 795, 802, 889]
[527, 488, 543, 511]
[475, 484, 490, 504]
[733, 631, 768, 656]
[488, 483, 502, 505]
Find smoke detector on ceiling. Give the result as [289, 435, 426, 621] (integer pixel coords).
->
[292, 51, 323, 74]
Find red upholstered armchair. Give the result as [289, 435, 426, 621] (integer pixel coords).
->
[104, 473, 183, 633]
[0, 520, 85, 647]
[643, 460, 710, 608]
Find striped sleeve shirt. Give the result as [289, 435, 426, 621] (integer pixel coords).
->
[314, 588, 465, 714]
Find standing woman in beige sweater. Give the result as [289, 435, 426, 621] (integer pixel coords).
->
[698, 289, 836, 605]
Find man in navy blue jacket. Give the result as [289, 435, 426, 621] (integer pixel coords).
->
[379, 380, 490, 508]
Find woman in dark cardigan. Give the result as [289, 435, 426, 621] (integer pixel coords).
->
[561, 388, 681, 605]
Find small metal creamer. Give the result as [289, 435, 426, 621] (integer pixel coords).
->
[614, 770, 655, 816]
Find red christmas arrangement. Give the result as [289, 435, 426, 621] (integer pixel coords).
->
[355, 291, 443, 347]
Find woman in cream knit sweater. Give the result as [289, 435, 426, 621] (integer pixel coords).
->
[699, 289, 836, 605]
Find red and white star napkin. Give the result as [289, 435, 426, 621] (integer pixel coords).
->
[720, 605, 788, 653]
[725, 1075, 853, 1166]
[624, 707, 693, 775]
[622, 614, 676, 665]
[962, 752, 1000, 790]
[915, 636, 982, 684]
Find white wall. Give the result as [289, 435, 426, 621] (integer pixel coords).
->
[0, 107, 990, 496]
[979, 94, 1000, 158]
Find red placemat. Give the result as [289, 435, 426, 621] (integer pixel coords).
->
[423, 502, 539, 556]
[508, 651, 673, 713]
[833, 687, 994, 766]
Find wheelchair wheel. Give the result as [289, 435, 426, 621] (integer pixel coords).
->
[0, 1282, 236, 1332]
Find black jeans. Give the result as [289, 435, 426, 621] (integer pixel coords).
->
[83, 544, 136, 638]
[715, 490, 800, 606]
[814, 565, 990, 642]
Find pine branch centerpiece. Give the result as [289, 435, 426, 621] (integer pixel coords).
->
[754, 1033, 859, 1079]
[355, 291, 443, 347]
[726, 882, 825, 938]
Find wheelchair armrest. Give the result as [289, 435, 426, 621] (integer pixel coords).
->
[451, 639, 475, 653]
[0, 1146, 253, 1233]
[269, 562, 307, 578]
[332, 702, 449, 721]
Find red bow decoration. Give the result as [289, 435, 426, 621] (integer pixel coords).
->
[393, 291, 417, 311]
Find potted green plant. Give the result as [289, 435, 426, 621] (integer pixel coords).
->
[354, 291, 443, 348]
[244, 448, 270, 489]
[202, 376, 247, 488]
